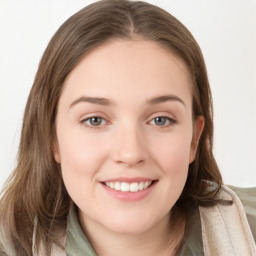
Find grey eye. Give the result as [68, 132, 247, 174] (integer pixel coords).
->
[154, 117, 169, 126]
[85, 117, 106, 126]
[149, 116, 176, 127]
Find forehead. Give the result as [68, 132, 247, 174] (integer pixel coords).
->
[60, 39, 193, 107]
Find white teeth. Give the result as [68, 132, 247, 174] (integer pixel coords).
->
[144, 181, 150, 189]
[121, 182, 130, 192]
[104, 181, 153, 192]
[138, 182, 144, 191]
[115, 182, 121, 191]
[130, 183, 139, 192]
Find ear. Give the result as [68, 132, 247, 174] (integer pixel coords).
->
[189, 115, 205, 163]
[52, 140, 61, 163]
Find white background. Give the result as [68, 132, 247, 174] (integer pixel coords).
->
[0, 0, 255, 189]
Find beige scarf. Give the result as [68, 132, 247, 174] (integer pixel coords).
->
[199, 185, 256, 256]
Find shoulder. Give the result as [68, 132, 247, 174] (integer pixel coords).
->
[227, 185, 256, 208]
[226, 185, 256, 242]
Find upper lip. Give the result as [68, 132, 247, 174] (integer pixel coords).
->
[101, 177, 156, 183]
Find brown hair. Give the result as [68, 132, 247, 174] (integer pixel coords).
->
[0, 0, 222, 254]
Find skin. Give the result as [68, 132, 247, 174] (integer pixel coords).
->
[54, 39, 204, 255]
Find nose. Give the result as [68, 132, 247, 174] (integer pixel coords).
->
[111, 125, 148, 167]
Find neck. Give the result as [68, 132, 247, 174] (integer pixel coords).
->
[79, 211, 185, 256]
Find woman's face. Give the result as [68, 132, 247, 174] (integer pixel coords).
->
[54, 40, 203, 235]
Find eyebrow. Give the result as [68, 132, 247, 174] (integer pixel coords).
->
[147, 95, 186, 107]
[69, 94, 186, 108]
[69, 96, 112, 108]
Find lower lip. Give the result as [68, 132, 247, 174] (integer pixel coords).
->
[101, 181, 157, 202]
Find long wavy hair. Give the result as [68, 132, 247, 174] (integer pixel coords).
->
[0, 0, 222, 255]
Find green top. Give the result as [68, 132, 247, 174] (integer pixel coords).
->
[66, 186, 256, 255]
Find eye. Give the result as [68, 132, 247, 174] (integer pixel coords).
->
[82, 116, 107, 127]
[149, 116, 176, 127]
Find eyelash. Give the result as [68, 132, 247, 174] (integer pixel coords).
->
[80, 115, 177, 129]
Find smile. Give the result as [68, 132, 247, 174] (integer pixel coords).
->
[104, 181, 153, 192]
[101, 178, 158, 201]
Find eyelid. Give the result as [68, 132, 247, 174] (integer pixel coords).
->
[148, 112, 176, 121]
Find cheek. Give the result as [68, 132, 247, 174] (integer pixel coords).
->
[151, 133, 192, 173]
[146, 134, 192, 216]
[58, 128, 107, 172]
[56, 129, 109, 200]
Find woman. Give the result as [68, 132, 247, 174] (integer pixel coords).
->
[0, 0, 255, 255]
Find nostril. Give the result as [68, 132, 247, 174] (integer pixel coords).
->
[114, 158, 145, 167]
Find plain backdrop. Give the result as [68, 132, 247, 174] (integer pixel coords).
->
[0, 0, 256, 189]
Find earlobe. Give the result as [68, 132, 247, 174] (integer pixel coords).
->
[53, 141, 61, 163]
[189, 116, 205, 163]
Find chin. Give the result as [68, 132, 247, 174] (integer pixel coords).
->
[104, 214, 159, 235]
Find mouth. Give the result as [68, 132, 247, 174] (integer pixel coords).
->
[101, 180, 157, 193]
